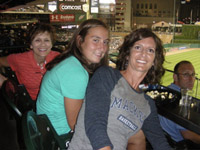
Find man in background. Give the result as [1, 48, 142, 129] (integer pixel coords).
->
[159, 60, 200, 147]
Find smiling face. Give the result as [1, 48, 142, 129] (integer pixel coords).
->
[30, 31, 53, 61]
[78, 26, 109, 64]
[127, 37, 156, 74]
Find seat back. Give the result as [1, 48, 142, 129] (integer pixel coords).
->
[17, 84, 35, 112]
[1, 79, 35, 149]
[1, 67, 19, 85]
[1, 79, 35, 118]
[22, 111, 66, 150]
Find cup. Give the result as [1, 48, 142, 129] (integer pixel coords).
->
[179, 89, 193, 118]
[179, 89, 193, 107]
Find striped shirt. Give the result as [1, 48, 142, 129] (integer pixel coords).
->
[7, 50, 59, 100]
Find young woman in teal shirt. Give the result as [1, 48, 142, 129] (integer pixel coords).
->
[36, 19, 109, 138]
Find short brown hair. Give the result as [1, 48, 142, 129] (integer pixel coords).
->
[28, 23, 56, 45]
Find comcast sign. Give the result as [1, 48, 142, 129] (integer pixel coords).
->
[59, 3, 83, 12]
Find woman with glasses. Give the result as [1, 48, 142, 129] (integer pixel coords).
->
[68, 28, 171, 150]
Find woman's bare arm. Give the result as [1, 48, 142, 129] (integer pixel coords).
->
[64, 97, 83, 130]
[127, 130, 146, 150]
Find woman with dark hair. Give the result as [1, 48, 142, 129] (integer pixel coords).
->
[36, 19, 109, 139]
[0, 23, 60, 100]
[116, 28, 165, 85]
[45, 19, 109, 74]
[68, 28, 171, 150]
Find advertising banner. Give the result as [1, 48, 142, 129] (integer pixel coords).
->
[57, 1, 85, 13]
[50, 14, 75, 22]
[90, 0, 99, 13]
[56, 1, 87, 23]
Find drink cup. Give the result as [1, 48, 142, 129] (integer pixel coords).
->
[179, 89, 193, 118]
[179, 89, 193, 106]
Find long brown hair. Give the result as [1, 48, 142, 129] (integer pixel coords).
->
[116, 28, 165, 84]
[46, 19, 109, 75]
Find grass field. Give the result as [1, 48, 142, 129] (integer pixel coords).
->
[162, 49, 200, 98]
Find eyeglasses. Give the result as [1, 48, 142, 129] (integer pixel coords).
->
[177, 73, 196, 78]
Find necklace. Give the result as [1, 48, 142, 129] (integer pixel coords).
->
[37, 61, 46, 70]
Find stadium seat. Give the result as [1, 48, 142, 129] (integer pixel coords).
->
[22, 111, 72, 150]
[1, 79, 35, 117]
[1, 79, 35, 149]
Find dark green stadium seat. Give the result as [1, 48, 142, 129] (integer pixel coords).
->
[1, 67, 20, 85]
[22, 111, 72, 150]
[1, 79, 35, 149]
[1, 79, 34, 118]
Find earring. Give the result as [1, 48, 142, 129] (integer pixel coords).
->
[125, 60, 128, 67]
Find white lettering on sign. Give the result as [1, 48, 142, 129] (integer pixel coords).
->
[59, 3, 82, 11]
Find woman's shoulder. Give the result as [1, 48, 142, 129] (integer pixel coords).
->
[49, 50, 60, 56]
[7, 51, 32, 62]
[61, 56, 83, 68]
[8, 50, 31, 57]
[96, 66, 120, 76]
[92, 66, 121, 83]
[46, 50, 60, 62]
[89, 66, 122, 92]
[55, 56, 88, 75]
